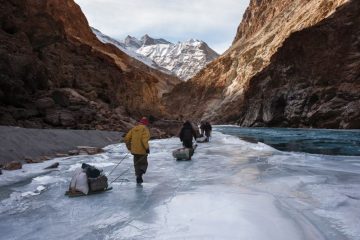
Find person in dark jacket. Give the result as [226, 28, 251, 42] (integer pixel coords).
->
[199, 121, 206, 137]
[179, 121, 197, 148]
[204, 122, 212, 142]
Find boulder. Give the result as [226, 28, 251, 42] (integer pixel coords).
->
[150, 127, 167, 139]
[45, 110, 76, 127]
[44, 162, 59, 169]
[40, 156, 51, 161]
[59, 111, 76, 127]
[78, 107, 96, 122]
[68, 149, 80, 155]
[22, 119, 44, 128]
[35, 97, 55, 109]
[0, 112, 17, 125]
[3, 161, 22, 170]
[55, 153, 68, 157]
[77, 146, 103, 155]
[52, 88, 88, 107]
[45, 110, 61, 126]
[12, 108, 39, 120]
[52, 89, 70, 107]
[25, 157, 43, 163]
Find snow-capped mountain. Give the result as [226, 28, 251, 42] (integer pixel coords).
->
[136, 39, 219, 80]
[124, 35, 142, 50]
[141, 34, 172, 46]
[92, 28, 219, 80]
[91, 28, 161, 70]
[123, 34, 171, 49]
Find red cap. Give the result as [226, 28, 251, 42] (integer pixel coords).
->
[139, 117, 149, 125]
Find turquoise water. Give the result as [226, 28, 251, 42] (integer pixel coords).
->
[215, 126, 360, 156]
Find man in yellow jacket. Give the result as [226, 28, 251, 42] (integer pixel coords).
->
[124, 117, 150, 184]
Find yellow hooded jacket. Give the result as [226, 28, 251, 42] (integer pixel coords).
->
[124, 124, 150, 155]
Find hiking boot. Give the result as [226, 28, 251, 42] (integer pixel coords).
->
[136, 175, 143, 184]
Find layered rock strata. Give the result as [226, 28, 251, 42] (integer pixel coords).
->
[164, 0, 359, 129]
[0, 0, 179, 131]
[239, 0, 360, 128]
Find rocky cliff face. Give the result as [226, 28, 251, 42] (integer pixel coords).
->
[239, 0, 360, 129]
[164, 0, 358, 129]
[0, 0, 179, 131]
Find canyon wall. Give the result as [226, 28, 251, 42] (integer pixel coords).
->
[0, 0, 179, 131]
[164, 0, 359, 129]
[239, 0, 360, 128]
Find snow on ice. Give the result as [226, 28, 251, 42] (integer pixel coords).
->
[0, 131, 359, 240]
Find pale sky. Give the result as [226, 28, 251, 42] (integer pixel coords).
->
[75, 0, 250, 54]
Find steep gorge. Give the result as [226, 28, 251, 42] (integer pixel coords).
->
[0, 0, 179, 132]
[1, 0, 359, 132]
[239, 0, 360, 128]
[164, 0, 359, 129]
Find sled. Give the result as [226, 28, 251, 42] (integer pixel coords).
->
[65, 187, 113, 198]
[196, 136, 208, 143]
[173, 144, 197, 161]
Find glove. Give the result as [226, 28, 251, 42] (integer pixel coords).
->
[146, 149, 150, 154]
[125, 143, 131, 151]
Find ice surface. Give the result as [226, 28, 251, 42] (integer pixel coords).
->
[0, 131, 359, 239]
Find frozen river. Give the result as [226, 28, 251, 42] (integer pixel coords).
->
[1, 130, 360, 240]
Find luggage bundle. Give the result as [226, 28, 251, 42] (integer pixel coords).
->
[172, 148, 192, 160]
[67, 163, 109, 197]
[88, 175, 108, 192]
[82, 163, 108, 192]
[172, 144, 197, 161]
[196, 136, 208, 143]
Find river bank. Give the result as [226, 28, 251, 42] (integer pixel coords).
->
[0, 126, 122, 165]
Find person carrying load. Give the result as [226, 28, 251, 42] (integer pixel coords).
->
[204, 122, 212, 142]
[179, 120, 197, 148]
[124, 117, 151, 184]
[173, 121, 197, 160]
[200, 121, 206, 137]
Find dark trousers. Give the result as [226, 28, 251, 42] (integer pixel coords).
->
[205, 131, 211, 141]
[182, 140, 193, 148]
[133, 154, 148, 177]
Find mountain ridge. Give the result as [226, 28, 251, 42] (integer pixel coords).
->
[91, 29, 219, 80]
